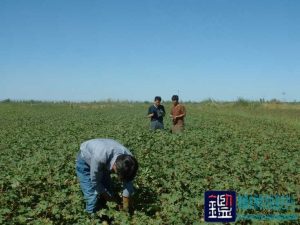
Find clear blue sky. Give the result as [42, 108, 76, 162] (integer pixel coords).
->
[1, 0, 299, 102]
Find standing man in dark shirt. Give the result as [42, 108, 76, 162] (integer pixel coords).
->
[147, 96, 166, 130]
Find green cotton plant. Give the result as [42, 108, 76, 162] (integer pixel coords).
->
[0, 102, 299, 224]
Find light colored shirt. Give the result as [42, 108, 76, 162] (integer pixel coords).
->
[79, 138, 134, 197]
[171, 104, 186, 125]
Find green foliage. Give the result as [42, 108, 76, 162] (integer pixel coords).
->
[0, 102, 299, 224]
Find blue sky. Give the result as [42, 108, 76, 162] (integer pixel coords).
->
[1, 0, 299, 102]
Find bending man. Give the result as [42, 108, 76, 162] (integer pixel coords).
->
[76, 138, 138, 213]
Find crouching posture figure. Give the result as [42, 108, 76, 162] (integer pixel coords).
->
[76, 139, 138, 213]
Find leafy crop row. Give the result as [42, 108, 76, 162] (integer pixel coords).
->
[0, 103, 299, 224]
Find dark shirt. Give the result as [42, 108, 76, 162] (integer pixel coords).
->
[148, 105, 165, 122]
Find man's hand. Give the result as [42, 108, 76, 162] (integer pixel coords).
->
[147, 113, 154, 118]
[100, 192, 121, 204]
[122, 196, 131, 212]
[100, 193, 132, 212]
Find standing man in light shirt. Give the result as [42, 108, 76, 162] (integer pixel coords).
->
[170, 95, 186, 133]
[75, 139, 138, 213]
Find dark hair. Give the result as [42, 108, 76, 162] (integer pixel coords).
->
[154, 96, 161, 101]
[115, 155, 138, 182]
[171, 95, 179, 101]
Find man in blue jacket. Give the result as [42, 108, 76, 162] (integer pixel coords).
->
[75, 139, 138, 213]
